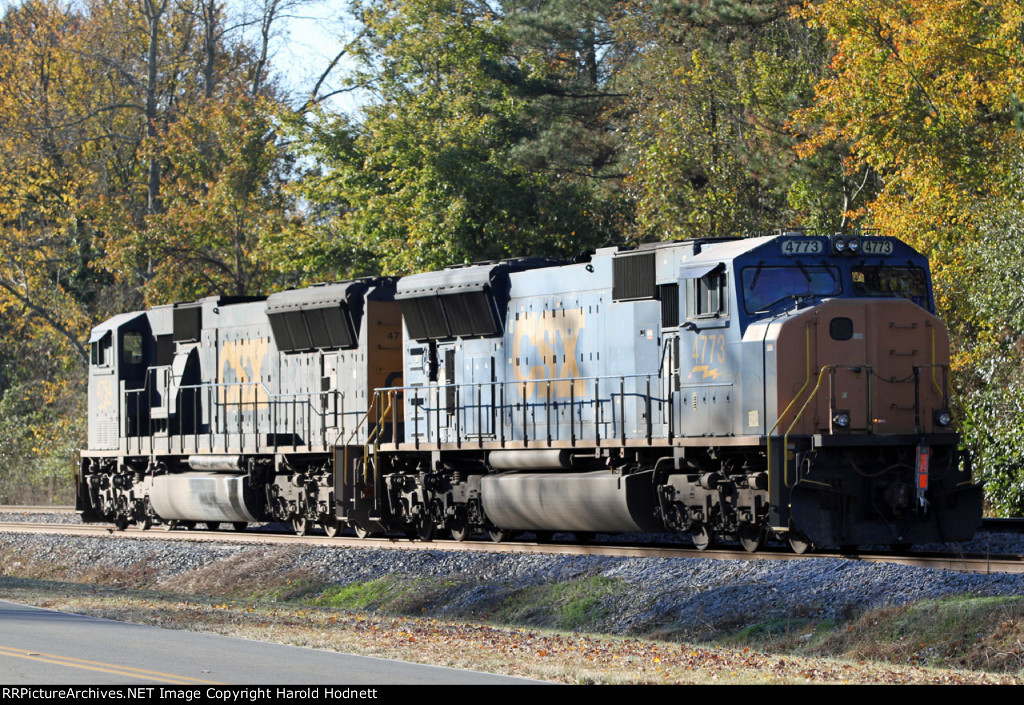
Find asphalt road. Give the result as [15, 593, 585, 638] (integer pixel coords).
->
[0, 600, 540, 685]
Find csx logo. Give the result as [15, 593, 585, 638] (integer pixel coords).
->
[512, 309, 587, 400]
[93, 378, 116, 413]
[219, 338, 269, 406]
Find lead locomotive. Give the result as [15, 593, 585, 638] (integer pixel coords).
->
[77, 233, 983, 551]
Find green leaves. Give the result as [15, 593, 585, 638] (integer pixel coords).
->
[291, 0, 617, 275]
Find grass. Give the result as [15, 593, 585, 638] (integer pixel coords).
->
[490, 576, 627, 631]
[312, 576, 458, 613]
[810, 595, 1024, 672]
[1, 539, 1022, 683]
[1, 576, 1015, 684]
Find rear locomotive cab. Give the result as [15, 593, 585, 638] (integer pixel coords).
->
[753, 234, 983, 548]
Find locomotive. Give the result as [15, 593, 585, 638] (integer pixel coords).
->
[76, 232, 983, 551]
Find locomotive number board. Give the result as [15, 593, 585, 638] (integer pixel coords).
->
[860, 238, 894, 255]
[780, 239, 823, 256]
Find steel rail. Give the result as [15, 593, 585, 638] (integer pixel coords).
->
[1, 521, 1022, 575]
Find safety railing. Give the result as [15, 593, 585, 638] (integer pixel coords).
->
[121, 369, 366, 456]
[341, 388, 397, 488]
[766, 362, 951, 489]
[382, 372, 674, 448]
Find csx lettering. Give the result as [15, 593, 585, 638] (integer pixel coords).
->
[219, 338, 269, 407]
[512, 309, 587, 400]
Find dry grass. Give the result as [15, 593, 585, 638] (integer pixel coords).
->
[0, 577, 1018, 685]
[2, 539, 1024, 684]
[809, 595, 1024, 672]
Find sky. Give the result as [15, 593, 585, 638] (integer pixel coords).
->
[250, 0, 364, 113]
[0, 0, 365, 114]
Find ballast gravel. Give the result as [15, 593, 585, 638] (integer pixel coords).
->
[2, 514, 1024, 636]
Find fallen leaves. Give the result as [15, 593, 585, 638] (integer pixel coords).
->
[2, 581, 1022, 684]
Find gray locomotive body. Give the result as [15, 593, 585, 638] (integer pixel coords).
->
[78, 279, 401, 535]
[77, 234, 983, 551]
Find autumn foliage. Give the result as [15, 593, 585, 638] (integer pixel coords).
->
[1, 0, 1024, 511]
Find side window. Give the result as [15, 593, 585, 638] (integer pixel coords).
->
[122, 332, 144, 365]
[91, 331, 112, 367]
[689, 271, 729, 319]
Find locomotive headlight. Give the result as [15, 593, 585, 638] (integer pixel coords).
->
[847, 238, 860, 253]
[833, 412, 851, 428]
[833, 238, 847, 253]
[934, 410, 953, 427]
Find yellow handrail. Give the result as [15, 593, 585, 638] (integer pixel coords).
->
[766, 324, 813, 490]
[362, 391, 394, 484]
[340, 390, 392, 487]
[781, 366, 832, 489]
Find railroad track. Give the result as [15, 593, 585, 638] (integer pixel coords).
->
[1, 519, 1021, 575]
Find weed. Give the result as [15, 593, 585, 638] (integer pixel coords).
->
[491, 575, 627, 631]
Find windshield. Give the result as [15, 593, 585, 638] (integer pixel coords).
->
[851, 266, 928, 307]
[741, 265, 841, 314]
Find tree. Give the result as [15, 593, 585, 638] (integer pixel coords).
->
[141, 94, 301, 301]
[616, 0, 861, 241]
[0, 0, 303, 500]
[0, 0, 109, 365]
[796, 0, 1024, 512]
[293, 0, 616, 276]
[795, 0, 1024, 251]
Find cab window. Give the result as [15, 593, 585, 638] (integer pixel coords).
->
[688, 270, 728, 318]
[741, 265, 841, 314]
[122, 332, 144, 365]
[851, 266, 928, 307]
[91, 331, 112, 367]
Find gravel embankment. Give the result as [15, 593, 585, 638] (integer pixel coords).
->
[2, 512, 1024, 637]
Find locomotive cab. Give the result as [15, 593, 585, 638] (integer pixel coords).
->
[748, 234, 982, 547]
[86, 312, 153, 452]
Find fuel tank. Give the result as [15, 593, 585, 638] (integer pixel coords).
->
[480, 470, 661, 532]
[149, 473, 260, 523]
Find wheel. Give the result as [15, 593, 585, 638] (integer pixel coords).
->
[291, 516, 311, 535]
[738, 525, 766, 553]
[163, 520, 177, 531]
[323, 520, 340, 538]
[181, 521, 196, 530]
[232, 522, 248, 532]
[415, 517, 436, 541]
[489, 528, 511, 543]
[788, 532, 814, 554]
[134, 516, 152, 531]
[352, 523, 381, 539]
[204, 522, 221, 531]
[114, 516, 130, 531]
[689, 524, 714, 551]
[450, 522, 472, 542]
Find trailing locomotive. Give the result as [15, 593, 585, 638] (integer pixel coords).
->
[76, 233, 983, 551]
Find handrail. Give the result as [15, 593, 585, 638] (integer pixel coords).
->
[765, 324, 813, 492]
[394, 372, 670, 448]
[123, 377, 357, 456]
[780, 366, 832, 488]
[363, 391, 395, 484]
[341, 397, 378, 487]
